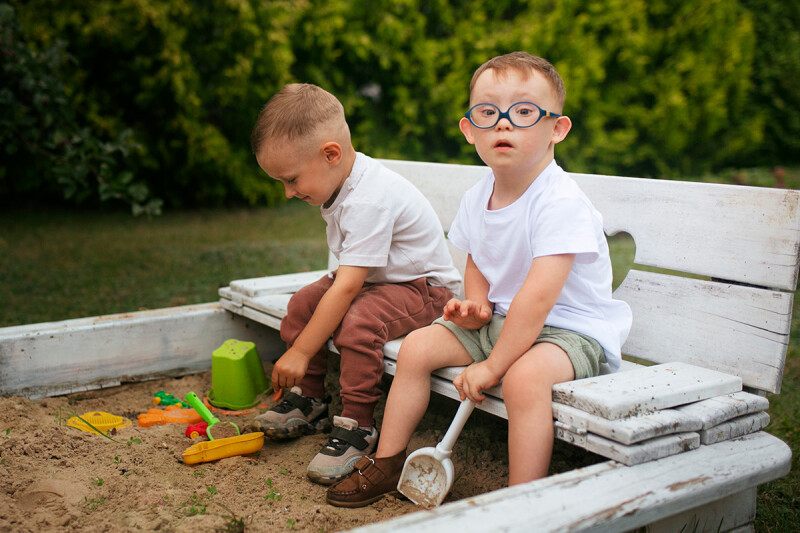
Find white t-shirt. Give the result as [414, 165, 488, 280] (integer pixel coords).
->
[321, 153, 462, 295]
[447, 160, 632, 370]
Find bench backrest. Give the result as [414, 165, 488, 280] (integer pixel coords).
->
[374, 159, 800, 395]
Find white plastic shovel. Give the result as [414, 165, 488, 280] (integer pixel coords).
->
[397, 398, 475, 507]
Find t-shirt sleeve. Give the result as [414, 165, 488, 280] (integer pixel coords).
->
[531, 196, 599, 263]
[336, 202, 394, 267]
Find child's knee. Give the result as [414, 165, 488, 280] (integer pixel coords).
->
[396, 329, 434, 369]
[501, 363, 550, 405]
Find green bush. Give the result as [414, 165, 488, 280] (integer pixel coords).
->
[0, 3, 159, 214]
[3, 0, 797, 210]
[11, 0, 298, 208]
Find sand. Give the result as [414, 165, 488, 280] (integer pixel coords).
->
[0, 360, 601, 532]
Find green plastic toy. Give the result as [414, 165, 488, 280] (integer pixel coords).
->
[153, 391, 189, 408]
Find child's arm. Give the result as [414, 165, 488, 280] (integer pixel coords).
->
[453, 253, 575, 403]
[443, 255, 493, 329]
[271, 265, 368, 391]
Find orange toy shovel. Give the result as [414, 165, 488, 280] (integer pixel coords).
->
[137, 404, 204, 427]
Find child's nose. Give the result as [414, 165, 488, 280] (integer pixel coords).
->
[495, 117, 513, 130]
[283, 185, 296, 199]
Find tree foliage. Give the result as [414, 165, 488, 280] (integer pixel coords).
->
[1, 0, 797, 211]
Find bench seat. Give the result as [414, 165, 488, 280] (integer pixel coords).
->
[218, 284, 770, 466]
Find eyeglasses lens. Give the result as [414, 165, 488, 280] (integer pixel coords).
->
[469, 103, 541, 128]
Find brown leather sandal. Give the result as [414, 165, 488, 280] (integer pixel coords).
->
[325, 451, 406, 508]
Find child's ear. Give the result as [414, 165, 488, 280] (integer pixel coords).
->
[551, 116, 572, 145]
[459, 117, 476, 145]
[321, 142, 343, 165]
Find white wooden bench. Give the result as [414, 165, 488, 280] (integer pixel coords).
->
[220, 159, 799, 532]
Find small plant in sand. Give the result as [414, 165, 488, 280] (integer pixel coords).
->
[85, 497, 105, 511]
[263, 478, 282, 501]
[214, 503, 245, 533]
[181, 486, 217, 517]
[286, 518, 296, 530]
[91, 477, 104, 487]
[183, 493, 207, 516]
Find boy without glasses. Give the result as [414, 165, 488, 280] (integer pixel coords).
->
[327, 52, 632, 507]
[250, 83, 462, 485]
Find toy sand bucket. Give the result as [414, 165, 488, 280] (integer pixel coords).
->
[207, 339, 270, 410]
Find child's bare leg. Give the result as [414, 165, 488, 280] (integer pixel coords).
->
[377, 324, 472, 458]
[501, 343, 574, 485]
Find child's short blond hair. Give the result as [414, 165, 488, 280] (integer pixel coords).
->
[469, 52, 566, 111]
[251, 83, 349, 155]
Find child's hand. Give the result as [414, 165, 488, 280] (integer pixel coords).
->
[453, 361, 500, 404]
[271, 347, 311, 391]
[443, 298, 492, 330]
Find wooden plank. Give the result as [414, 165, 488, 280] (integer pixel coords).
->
[350, 431, 791, 533]
[566, 430, 700, 466]
[0, 304, 281, 399]
[552, 362, 742, 420]
[570, 173, 800, 291]
[614, 270, 793, 393]
[238, 293, 293, 320]
[219, 299, 283, 330]
[675, 392, 770, 429]
[700, 412, 771, 445]
[553, 403, 702, 445]
[646, 488, 756, 533]
[226, 270, 329, 297]
[616, 270, 791, 394]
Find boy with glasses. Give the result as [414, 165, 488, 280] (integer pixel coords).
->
[327, 52, 632, 507]
[250, 83, 461, 485]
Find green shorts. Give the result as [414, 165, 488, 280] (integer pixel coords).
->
[433, 315, 606, 380]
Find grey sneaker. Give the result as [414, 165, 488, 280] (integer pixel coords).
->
[307, 416, 378, 485]
[253, 386, 331, 440]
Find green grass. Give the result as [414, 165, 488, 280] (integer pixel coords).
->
[0, 202, 797, 530]
[0, 200, 327, 326]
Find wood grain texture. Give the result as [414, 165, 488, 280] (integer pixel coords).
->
[350, 432, 790, 533]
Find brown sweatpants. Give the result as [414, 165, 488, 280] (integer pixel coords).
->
[279, 274, 453, 427]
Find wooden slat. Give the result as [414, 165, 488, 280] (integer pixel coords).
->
[222, 270, 328, 299]
[675, 392, 770, 430]
[0, 304, 281, 399]
[555, 428, 700, 466]
[570, 173, 800, 291]
[616, 270, 791, 393]
[350, 431, 791, 533]
[700, 412, 771, 445]
[219, 299, 283, 330]
[552, 362, 741, 420]
[553, 403, 702, 445]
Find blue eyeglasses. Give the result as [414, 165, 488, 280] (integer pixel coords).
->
[464, 102, 562, 129]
